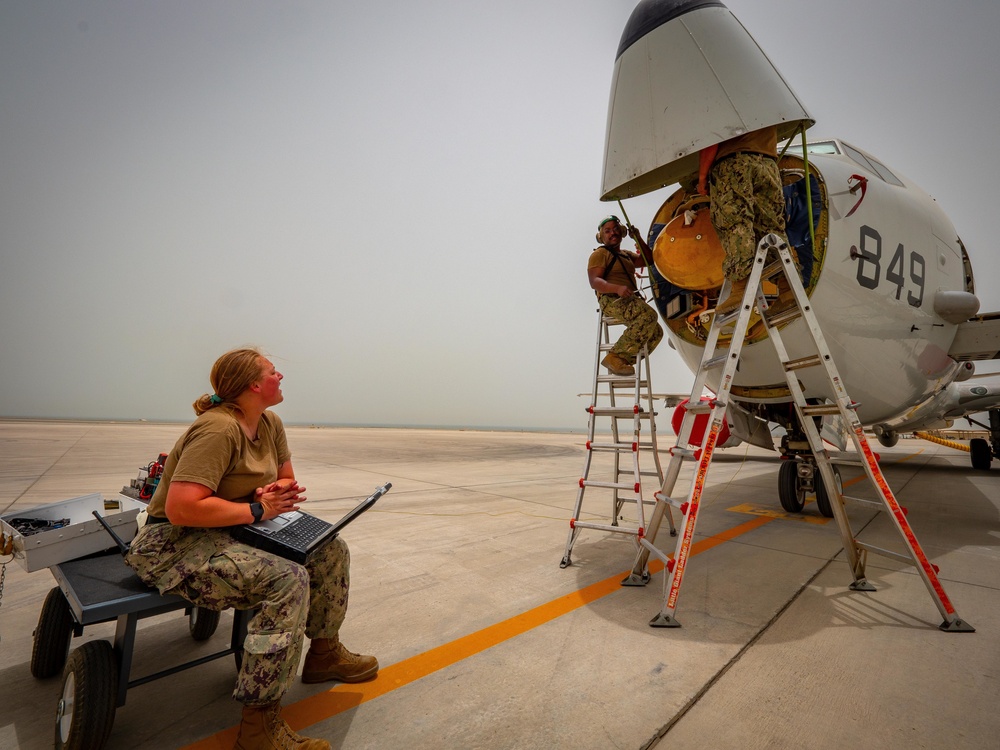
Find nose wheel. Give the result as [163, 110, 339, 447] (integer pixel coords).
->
[778, 460, 806, 513]
[778, 459, 838, 518]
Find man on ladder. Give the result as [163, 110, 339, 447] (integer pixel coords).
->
[587, 216, 663, 376]
[698, 125, 790, 314]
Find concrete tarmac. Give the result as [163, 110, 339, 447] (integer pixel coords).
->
[0, 419, 997, 749]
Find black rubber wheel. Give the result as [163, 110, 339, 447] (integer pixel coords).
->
[31, 587, 75, 679]
[778, 460, 805, 513]
[816, 466, 842, 519]
[188, 606, 221, 641]
[55, 640, 119, 750]
[970, 438, 992, 471]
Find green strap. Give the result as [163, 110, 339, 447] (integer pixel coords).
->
[616, 200, 658, 299]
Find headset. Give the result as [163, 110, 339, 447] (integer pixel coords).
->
[596, 215, 627, 243]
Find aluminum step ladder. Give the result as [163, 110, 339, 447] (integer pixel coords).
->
[624, 233, 974, 632]
[560, 311, 675, 568]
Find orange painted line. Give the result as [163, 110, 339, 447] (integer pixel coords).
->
[183, 516, 772, 749]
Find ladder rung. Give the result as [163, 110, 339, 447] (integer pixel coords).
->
[684, 400, 717, 414]
[654, 492, 685, 509]
[842, 495, 884, 512]
[589, 442, 639, 452]
[703, 353, 734, 370]
[581, 480, 639, 491]
[827, 456, 866, 467]
[597, 378, 651, 388]
[638, 536, 672, 565]
[589, 408, 653, 418]
[762, 260, 784, 279]
[854, 541, 915, 566]
[783, 355, 823, 371]
[800, 404, 841, 417]
[572, 520, 640, 536]
[668, 446, 697, 458]
[765, 304, 802, 326]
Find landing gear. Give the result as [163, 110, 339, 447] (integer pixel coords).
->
[777, 458, 838, 517]
[816, 465, 841, 519]
[970, 438, 992, 471]
[778, 460, 806, 513]
[966, 408, 1000, 471]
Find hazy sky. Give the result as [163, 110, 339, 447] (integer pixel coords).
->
[2, 1, 998, 430]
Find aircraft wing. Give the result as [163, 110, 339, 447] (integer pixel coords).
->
[949, 311, 1000, 361]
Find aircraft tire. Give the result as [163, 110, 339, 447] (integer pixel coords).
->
[188, 606, 221, 641]
[31, 587, 75, 679]
[970, 438, 992, 471]
[816, 466, 841, 519]
[54, 640, 118, 750]
[778, 461, 805, 513]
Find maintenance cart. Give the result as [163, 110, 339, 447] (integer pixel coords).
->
[2, 491, 250, 750]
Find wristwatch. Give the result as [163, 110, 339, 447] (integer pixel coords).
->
[249, 502, 264, 523]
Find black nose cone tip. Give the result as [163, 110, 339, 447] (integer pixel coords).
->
[617, 0, 728, 60]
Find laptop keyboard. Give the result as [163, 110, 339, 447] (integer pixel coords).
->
[270, 513, 331, 549]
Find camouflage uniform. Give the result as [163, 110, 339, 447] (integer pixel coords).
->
[588, 244, 664, 365]
[127, 523, 350, 706]
[709, 152, 787, 281]
[598, 293, 663, 364]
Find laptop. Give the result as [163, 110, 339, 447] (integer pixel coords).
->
[232, 482, 391, 564]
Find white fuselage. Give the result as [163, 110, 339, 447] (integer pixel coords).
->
[669, 142, 969, 428]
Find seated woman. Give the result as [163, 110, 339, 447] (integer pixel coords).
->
[126, 347, 376, 750]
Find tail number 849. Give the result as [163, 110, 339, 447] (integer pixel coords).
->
[850, 225, 925, 307]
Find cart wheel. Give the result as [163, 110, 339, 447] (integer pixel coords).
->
[31, 587, 75, 679]
[189, 606, 221, 641]
[54, 640, 118, 750]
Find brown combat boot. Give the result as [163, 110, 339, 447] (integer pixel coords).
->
[301, 636, 379, 684]
[234, 702, 330, 750]
[601, 352, 635, 377]
[716, 276, 750, 314]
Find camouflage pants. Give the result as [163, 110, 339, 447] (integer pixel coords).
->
[126, 524, 350, 705]
[598, 294, 663, 364]
[710, 152, 787, 281]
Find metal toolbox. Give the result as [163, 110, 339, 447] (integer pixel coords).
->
[0, 493, 144, 573]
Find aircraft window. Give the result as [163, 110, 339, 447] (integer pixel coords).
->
[841, 143, 903, 186]
[841, 143, 879, 174]
[803, 141, 839, 155]
[866, 157, 904, 187]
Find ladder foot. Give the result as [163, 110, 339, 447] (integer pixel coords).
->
[849, 579, 877, 592]
[649, 613, 681, 628]
[559, 556, 572, 569]
[620, 571, 650, 587]
[939, 618, 976, 633]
